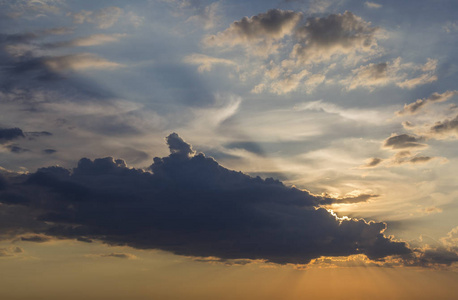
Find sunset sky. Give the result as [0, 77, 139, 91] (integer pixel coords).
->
[1, 0, 458, 299]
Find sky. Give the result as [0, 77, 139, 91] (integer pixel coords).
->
[1, 0, 458, 299]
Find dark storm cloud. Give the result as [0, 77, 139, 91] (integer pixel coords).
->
[383, 134, 426, 149]
[0, 128, 25, 142]
[0, 133, 412, 265]
[396, 90, 458, 116]
[292, 11, 378, 63]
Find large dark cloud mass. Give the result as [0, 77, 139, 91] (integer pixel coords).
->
[0, 133, 412, 264]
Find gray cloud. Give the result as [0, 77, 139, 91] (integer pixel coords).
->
[0, 133, 412, 265]
[20, 234, 52, 243]
[428, 115, 458, 138]
[205, 9, 302, 55]
[292, 11, 379, 64]
[6, 145, 29, 154]
[383, 134, 427, 149]
[341, 58, 438, 91]
[43, 149, 57, 154]
[0, 128, 25, 142]
[362, 157, 383, 168]
[397, 90, 458, 116]
[408, 156, 432, 164]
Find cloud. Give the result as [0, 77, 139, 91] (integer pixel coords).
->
[25, 131, 52, 138]
[428, 114, 458, 138]
[0, 128, 25, 142]
[224, 141, 265, 156]
[269, 69, 310, 94]
[364, 2, 382, 9]
[205, 9, 302, 56]
[6, 145, 30, 154]
[0, 246, 24, 258]
[0, 133, 412, 265]
[100, 253, 137, 259]
[383, 134, 427, 149]
[43, 53, 122, 71]
[363, 151, 437, 168]
[407, 227, 458, 267]
[187, 2, 220, 30]
[331, 193, 379, 204]
[392, 153, 434, 165]
[43, 149, 57, 154]
[443, 21, 458, 33]
[183, 53, 237, 72]
[165, 132, 195, 158]
[397, 90, 458, 116]
[294, 99, 386, 123]
[20, 234, 52, 243]
[69, 7, 123, 29]
[341, 58, 438, 91]
[45, 34, 126, 48]
[1, 0, 62, 18]
[0, 28, 123, 100]
[291, 11, 379, 64]
[361, 157, 383, 168]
